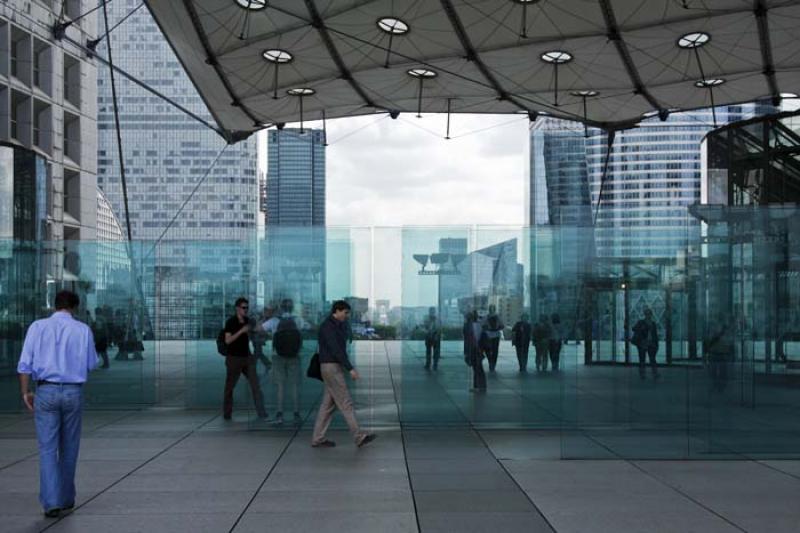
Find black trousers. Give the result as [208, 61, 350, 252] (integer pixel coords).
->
[515, 344, 529, 371]
[223, 356, 266, 418]
[425, 339, 441, 368]
[487, 337, 500, 371]
[548, 340, 562, 371]
[637, 345, 659, 378]
[471, 352, 486, 390]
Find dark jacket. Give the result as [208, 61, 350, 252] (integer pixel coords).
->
[632, 319, 659, 348]
[318, 316, 353, 371]
[511, 321, 531, 347]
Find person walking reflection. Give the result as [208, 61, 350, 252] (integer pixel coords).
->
[549, 313, 563, 372]
[632, 308, 660, 380]
[511, 313, 532, 373]
[533, 315, 552, 372]
[706, 318, 733, 392]
[464, 311, 486, 392]
[424, 307, 442, 371]
[484, 305, 504, 372]
[222, 298, 268, 421]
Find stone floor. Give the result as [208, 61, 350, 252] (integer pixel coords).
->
[2, 415, 800, 531]
[1, 341, 799, 532]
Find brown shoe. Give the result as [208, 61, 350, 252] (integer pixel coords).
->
[357, 434, 378, 448]
[312, 440, 336, 448]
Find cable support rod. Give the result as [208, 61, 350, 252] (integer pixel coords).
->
[439, 0, 529, 113]
[302, 0, 375, 108]
[88, 2, 144, 51]
[101, 0, 132, 243]
[754, 0, 780, 105]
[598, 0, 667, 118]
[55, 0, 114, 37]
[145, 144, 231, 260]
[61, 34, 225, 137]
[181, 0, 263, 129]
[593, 129, 616, 226]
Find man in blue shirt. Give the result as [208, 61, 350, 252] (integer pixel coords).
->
[17, 290, 98, 518]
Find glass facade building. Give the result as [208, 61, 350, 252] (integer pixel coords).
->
[266, 128, 326, 227]
[95, 1, 258, 337]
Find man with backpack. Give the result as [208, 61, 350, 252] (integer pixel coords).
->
[261, 298, 307, 425]
[220, 297, 268, 421]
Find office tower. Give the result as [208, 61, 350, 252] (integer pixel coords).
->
[0, 1, 97, 253]
[95, 2, 258, 337]
[587, 105, 771, 259]
[266, 128, 326, 227]
[528, 118, 592, 228]
[263, 128, 326, 317]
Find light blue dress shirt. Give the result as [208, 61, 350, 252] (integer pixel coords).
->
[17, 311, 98, 383]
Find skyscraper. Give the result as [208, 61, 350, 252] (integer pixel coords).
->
[263, 128, 326, 317]
[95, 2, 258, 337]
[587, 105, 771, 259]
[266, 128, 325, 227]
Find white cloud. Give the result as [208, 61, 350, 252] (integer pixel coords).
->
[266, 113, 530, 227]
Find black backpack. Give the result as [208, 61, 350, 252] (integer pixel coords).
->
[273, 317, 302, 357]
[216, 328, 228, 356]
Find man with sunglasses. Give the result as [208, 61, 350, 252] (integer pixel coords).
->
[223, 297, 267, 420]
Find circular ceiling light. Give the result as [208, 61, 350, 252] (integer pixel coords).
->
[511, 0, 543, 3]
[541, 51, 573, 64]
[234, 0, 267, 10]
[287, 88, 316, 96]
[678, 32, 710, 49]
[695, 78, 725, 88]
[407, 68, 437, 78]
[262, 49, 293, 63]
[377, 17, 410, 35]
[571, 90, 599, 97]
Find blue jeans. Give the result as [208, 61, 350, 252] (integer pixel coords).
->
[34, 384, 83, 511]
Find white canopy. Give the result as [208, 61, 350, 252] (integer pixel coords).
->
[145, 0, 800, 136]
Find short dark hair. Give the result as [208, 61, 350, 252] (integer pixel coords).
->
[330, 300, 351, 314]
[55, 290, 80, 311]
[235, 297, 249, 308]
[280, 298, 294, 313]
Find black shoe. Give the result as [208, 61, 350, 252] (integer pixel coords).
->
[312, 440, 336, 448]
[44, 508, 60, 518]
[223, 414, 232, 421]
[357, 434, 378, 448]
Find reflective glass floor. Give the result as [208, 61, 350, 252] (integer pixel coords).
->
[1, 342, 800, 532]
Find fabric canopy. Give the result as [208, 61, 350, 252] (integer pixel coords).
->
[145, 0, 800, 136]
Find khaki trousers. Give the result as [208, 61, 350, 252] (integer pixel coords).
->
[312, 363, 365, 445]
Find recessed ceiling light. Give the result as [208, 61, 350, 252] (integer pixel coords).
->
[377, 17, 410, 35]
[571, 90, 599, 97]
[407, 68, 437, 78]
[541, 51, 573, 64]
[678, 32, 711, 49]
[234, 0, 267, 11]
[262, 49, 293, 63]
[695, 78, 725, 88]
[287, 88, 316, 96]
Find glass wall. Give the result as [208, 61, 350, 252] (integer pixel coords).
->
[0, 220, 798, 458]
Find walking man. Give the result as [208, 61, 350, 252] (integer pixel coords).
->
[532, 315, 552, 372]
[632, 308, 660, 380]
[464, 311, 487, 391]
[17, 290, 98, 518]
[261, 298, 307, 425]
[423, 307, 441, 371]
[223, 297, 268, 420]
[511, 313, 532, 372]
[484, 305, 504, 372]
[311, 300, 376, 448]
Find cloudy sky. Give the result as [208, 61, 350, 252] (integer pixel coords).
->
[261, 113, 531, 227]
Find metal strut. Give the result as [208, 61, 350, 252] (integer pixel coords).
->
[87, 2, 144, 53]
